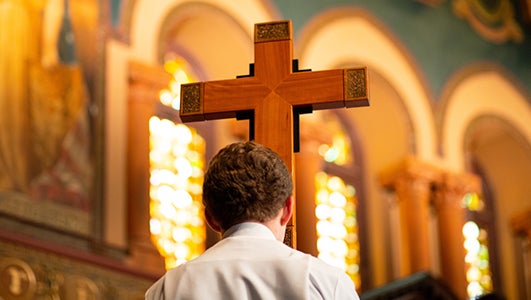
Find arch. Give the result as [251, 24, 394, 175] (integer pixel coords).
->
[296, 7, 437, 161]
[296, 8, 432, 286]
[296, 108, 369, 290]
[128, 0, 277, 63]
[439, 63, 531, 172]
[156, 3, 253, 81]
[329, 109, 371, 291]
[104, 0, 277, 246]
[440, 63, 531, 299]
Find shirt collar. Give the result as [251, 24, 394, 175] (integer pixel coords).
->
[222, 222, 276, 240]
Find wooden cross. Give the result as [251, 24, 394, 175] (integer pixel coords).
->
[180, 20, 369, 247]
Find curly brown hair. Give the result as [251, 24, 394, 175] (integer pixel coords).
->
[202, 141, 293, 231]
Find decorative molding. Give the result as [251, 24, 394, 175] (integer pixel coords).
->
[255, 20, 291, 42]
[0, 257, 38, 299]
[452, 0, 524, 43]
[431, 171, 481, 213]
[0, 240, 153, 299]
[380, 156, 443, 189]
[511, 208, 531, 238]
[180, 83, 204, 121]
[345, 68, 370, 106]
[0, 192, 91, 237]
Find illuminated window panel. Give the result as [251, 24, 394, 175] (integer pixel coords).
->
[149, 59, 206, 269]
[462, 192, 484, 212]
[149, 117, 206, 269]
[315, 172, 361, 290]
[462, 192, 493, 299]
[159, 58, 193, 110]
[317, 127, 350, 166]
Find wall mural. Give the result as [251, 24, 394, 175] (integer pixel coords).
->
[0, 0, 101, 238]
[419, 0, 527, 43]
[453, 0, 524, 43]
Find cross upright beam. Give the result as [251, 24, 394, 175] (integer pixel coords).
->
[180, 20, 369, 247]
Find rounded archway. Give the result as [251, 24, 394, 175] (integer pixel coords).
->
[440, 65, 531, 299]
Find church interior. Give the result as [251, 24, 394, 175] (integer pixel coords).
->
[1, 0, 530, 299]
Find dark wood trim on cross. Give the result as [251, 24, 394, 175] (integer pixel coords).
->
[179, 20, 369, 248]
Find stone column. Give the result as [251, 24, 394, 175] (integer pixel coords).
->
[512, 208, 531, 239]
[294, 120, 333, 255]
[126, 61, 170, 274]
[380, 157, 441, 277]
[511, 208, 531, 300]
[432, 172, 481, 299]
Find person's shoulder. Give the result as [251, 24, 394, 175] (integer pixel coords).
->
[306, 255, 348, 286]
[307, 256, 343, 274]
[145, 275, 166, 299]
[307, 257, 360, 299]
[144, 263, 195, 299]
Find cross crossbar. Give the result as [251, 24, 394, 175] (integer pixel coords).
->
[180, 20, 369, 247]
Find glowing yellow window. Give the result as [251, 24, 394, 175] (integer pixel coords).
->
[462, 193, 493, 298]
[315, 172, 361, 289]
[149, 59, 206, 269]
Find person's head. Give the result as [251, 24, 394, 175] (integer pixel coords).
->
[202, 141, 293, 233]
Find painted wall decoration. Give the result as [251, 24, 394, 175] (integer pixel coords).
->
[453, 0, 524, 43]
[0, 0, 102, 238]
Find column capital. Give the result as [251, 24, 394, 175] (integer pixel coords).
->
[128, 61, 173, 116]
[433, 172, 481, 210]
[432, 171, 481, 299]
[380, 156, 442, 191]
[129, 60, 172, 91]
[379, 156, 440, 275]
[511, 208, 531, 238]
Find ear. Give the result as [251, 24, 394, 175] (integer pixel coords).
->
[205, 209, 222, 233]
[280, 196, 294, 226]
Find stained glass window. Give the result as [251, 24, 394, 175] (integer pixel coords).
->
[306, 110, 362, 290]
[149, 59, 206, 269]
[315, 172, 361, 289]
[462, 193, 493, 298]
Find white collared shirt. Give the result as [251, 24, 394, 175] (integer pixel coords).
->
[145, 222, 359, 300]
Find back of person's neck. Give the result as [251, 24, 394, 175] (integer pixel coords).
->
[221, 219, 285, 241]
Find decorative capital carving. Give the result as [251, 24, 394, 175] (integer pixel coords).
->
[380, 157, 442, 205]
[128, 61, 171, 99]
[380, 156, 442, 189]
[433, 172, 481, 210]
[452, 0, 524, 43]
[511, 208, 531, 238]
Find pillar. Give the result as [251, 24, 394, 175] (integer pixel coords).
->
[126, 61, 170, 274]
[294, 120, 333, 254]
[512, 208, 531, 239]
[511, 208, 531, 300]
[380, 157, 441, 277]
[433, 171, 481, 299]
[294, 141, 320, 255]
